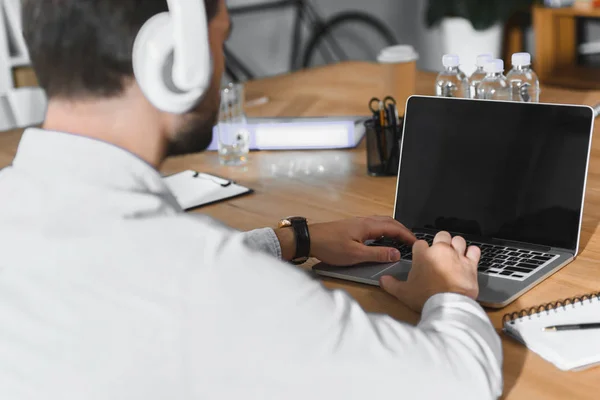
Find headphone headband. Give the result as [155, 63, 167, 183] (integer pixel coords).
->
[168, 0, 210, 91]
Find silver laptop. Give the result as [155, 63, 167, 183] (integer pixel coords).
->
[314, 96, 595, 308]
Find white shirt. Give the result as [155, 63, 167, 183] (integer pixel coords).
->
[0, 129, 503, 399]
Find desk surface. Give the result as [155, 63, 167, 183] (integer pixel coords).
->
[2, 62, 600, 398]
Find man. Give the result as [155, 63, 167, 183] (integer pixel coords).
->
[0, 0, 502, 399]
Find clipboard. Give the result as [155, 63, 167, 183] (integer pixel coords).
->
[163, 170, 253, 211]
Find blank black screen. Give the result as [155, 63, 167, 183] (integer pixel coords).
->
[395, 97, 593, 251]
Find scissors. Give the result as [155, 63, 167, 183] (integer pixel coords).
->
[368, 96, 397, 115]
[369, 96, 398, 128]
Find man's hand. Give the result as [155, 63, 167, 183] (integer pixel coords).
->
[307, 216, 416, 266]
[380, 231, 480, 313]
[275, 216, 415, 265]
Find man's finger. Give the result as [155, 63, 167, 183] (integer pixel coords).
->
[465, 245, 481, 264]
[363, 218, 417, 245]
[409, 240, 429, 269]
[380, 275, 410, 303]
[352, 242, 401, 264]
[411, 239, 429, 256]
[433, 231, 452, 245]
[451, 235, 467, 256]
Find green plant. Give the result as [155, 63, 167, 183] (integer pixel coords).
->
[425, 0, 538, 31]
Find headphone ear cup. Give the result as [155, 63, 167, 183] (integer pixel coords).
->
[133, 13, 208, 114]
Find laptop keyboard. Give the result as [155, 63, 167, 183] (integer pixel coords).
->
[370, 233, 559, 282]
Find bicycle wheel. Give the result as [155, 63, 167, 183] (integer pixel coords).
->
[301, 11, 398, 69]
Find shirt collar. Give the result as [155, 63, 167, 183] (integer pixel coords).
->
[12, 128, 182, 211]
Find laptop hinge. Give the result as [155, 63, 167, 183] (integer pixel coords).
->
[551, 247, 576, 256]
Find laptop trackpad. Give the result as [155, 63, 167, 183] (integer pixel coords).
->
[371, 261, 412, 281]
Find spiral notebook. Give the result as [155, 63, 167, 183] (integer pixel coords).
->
[163, 170, 253, 211]
[503, 292, 600, 371]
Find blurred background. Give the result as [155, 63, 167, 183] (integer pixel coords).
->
[224, 0, 600, 85]
[5, 0, 600, 134]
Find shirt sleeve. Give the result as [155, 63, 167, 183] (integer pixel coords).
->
[181, 229, 503, 400]
[190, 213, 282, 259]
[241, 228, 282, 259]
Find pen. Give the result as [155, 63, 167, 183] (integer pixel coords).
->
[387, 104, 396, 128]
[379, 101, 388, 157]
[378, 101, 385, 127]
[372, 114, 385, 167]
[543, 323, 600, 332]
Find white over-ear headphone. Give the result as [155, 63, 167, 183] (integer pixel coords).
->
[132, 0, 212, 114]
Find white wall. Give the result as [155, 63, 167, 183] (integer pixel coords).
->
[226, 0, 445, 79]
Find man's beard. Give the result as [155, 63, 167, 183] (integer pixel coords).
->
[166, 111, 217, 157]
[166, 88, 219, 157]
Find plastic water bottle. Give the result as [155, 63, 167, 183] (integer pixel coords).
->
[477, 59, 511, 101]
[435, 54, 468, 98]
[506, 52, 540, 103]
[468, 54, 493, 99]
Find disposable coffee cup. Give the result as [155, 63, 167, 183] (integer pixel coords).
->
[377, 45, 418, 115]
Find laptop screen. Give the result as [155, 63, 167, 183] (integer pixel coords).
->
[395, 96, 594, 252]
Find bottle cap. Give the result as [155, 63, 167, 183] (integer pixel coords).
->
[512, 52, 531, 67]
[484, 59, 504, 74]
[442, 54, 460, 68]
[476, 54, 494, 68]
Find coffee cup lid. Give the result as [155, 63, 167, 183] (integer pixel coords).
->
[377, 45, 419, 63]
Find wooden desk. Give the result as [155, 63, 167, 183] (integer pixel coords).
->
[1, 62, 600, 398]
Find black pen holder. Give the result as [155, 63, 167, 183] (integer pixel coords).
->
[365, 118, 404, 177]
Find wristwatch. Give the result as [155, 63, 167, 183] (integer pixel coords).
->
[277, 216, 311, 265]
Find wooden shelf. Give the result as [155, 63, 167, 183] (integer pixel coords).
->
[543, 65, 600, 90]
[533, 5, 600, 89]
[544, 5, 600, 18]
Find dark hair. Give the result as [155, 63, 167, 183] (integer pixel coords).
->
[22, 0, 220, 99]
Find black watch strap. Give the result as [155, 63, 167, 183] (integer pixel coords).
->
[290, 217, 311, 262]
